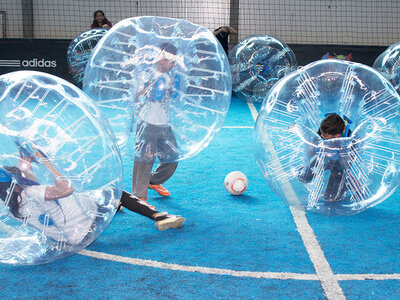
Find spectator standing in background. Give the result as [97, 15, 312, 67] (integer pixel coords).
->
[91, 10, 112, 29]
[213, 26, 238, 54]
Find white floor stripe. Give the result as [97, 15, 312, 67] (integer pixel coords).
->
[78, 249, 400, 281]
[247, 101, 346, 300]
[335, 273, 400, 281]
[223, 125, 253, 128]
[74, 102, 399, 297]
[79, 249, 318, 280]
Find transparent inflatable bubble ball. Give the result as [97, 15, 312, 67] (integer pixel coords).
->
[83, 16, 232, 163]
[0, 71, 123, 265]
[67, 28, 109, 86]
[229, 35, 297, 102]
[255, 59, 400, 215]
[373, 41, 400, 94]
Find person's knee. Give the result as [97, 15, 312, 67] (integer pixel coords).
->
[150, 162, 178, 184]
[298, 167, 314, 183]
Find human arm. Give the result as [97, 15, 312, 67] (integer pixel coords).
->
[18, 148, 38, 183]
[213, 27, 227, 35]
[214, 26, 237, 35]
[226, 26, 238, 34]
[34, 151, 74, 201]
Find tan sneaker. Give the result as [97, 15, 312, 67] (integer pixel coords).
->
[155, 214, 185, 231]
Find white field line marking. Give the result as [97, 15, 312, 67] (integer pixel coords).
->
[335, 274, 400, 280]
[78, 249, 317, 280]
[223, 125, 253, 128]
[247, 101, 346, 300]
[74, 102, 400, 295]
[78, 249, 400, 281]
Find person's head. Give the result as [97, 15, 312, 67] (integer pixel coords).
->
[318, 113, 345, 140]
[157, 43, 177, 73]
[93, 10, 108, 26]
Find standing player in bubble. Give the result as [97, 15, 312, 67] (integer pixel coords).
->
[130, 42, 182, 214]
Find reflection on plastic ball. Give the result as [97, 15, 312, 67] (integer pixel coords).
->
[0, 71, 122, 265]
[224, 171, 248, 195]
[373, 41, 400, 94]
[67, 28, 109, 86]
[83, 16, 232, 166]
[255, 60, 400, 215]
[229, 35, 297, 102]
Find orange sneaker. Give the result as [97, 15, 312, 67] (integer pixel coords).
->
[148, 184, 170, 197]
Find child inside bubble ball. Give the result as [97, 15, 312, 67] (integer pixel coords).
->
[0, 144, 184, 236]
[0, 147, 97, 247]
[298, 113, 352, 202]
[123, 42, 185, 225]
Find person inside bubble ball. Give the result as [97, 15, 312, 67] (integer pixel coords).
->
[0, 144, 184, 234]
[127, 42, 183, 215]
[213, 26, 238, 54]
[298, 113, 352, 202]
[91, 10, 112, 29]
[0, 147, 97, 246]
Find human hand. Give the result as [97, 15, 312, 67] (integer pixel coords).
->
[18, 148, 34, 175]
[18, 153, 32, 166]
[225, 26, 238, 34]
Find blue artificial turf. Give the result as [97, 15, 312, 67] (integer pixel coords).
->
[0, 96, 398, 299]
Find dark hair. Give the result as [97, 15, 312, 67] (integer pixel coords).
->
[0, 168, 22, 218]
[160, 42, 177, 55]
[318, 113, 345, 136]
[5, 166, 22, 177]
[92, 10, 110, 28]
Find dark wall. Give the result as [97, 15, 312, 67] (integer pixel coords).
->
[0, 39, 72, 82]
[289, 44, 387, 67]
[0, 39, 389, 84]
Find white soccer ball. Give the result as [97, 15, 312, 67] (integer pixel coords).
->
[224, 171, 248, 195]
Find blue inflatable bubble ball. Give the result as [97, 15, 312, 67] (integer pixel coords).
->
[83, 16, 232, 164]
[373, 41, 400, 94]
[229, 35, 297, 102]
[0, 71, 123, 265]
[67, 28, 109, 86]
[255, 60, 400, 215]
